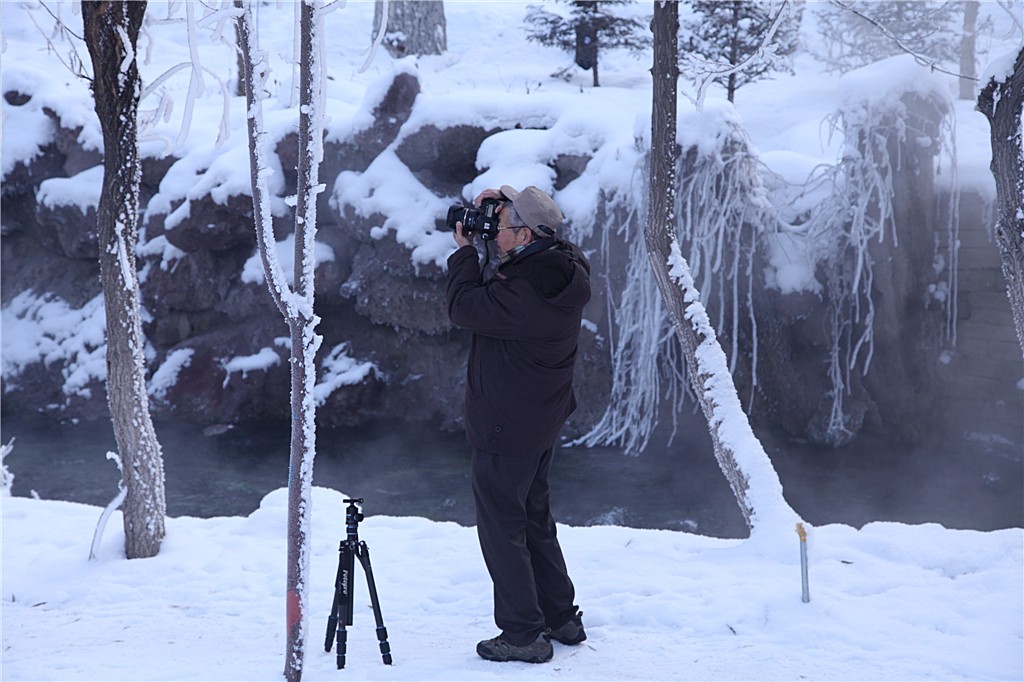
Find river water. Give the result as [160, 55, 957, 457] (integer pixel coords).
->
[2, 410, 1020, 538]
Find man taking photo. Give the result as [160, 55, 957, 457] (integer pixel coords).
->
[446, 185, 591, 664]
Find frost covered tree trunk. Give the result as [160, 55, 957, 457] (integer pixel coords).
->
[647, 0, 751, 525]
[647, 0, 796, 534]
[977, 47, 1024, 360]
[82, 0, 166, 560]
[237, 2, 325, 680]
[372, 0, 446, 58]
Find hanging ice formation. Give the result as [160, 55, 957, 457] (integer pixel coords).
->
[805, 89, 959, 446]
[578, 87, 958, 454]
[577, 113, 775, 456]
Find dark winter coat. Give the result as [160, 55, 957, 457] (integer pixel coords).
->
[446, 239, 592, 456]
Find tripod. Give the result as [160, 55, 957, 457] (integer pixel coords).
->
[324, 498, 393, 669]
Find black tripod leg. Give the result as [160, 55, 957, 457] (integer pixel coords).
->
[324, 541, 345, 652]
[356, 541, 393, 665]
[332, 540, 356, 669]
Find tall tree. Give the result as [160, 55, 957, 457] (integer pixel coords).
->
[682, 0, 802, 103]
[237, 1, 326, 679]
[372, 0, 446, 58]
[959, 1, 980, 100]
[524, 0, 649, 87]
[82, 0, 167, 560]
[646, 0, 797, 534]
[977, 48, 1024, 360]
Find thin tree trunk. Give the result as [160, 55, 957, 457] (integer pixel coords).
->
[977, 47, 1024, 360]
[236, 2, 324, 679]
[235, 21, 246, 97]
[648, 0, 753, 525]
[284, 2, 324, 680]
[647, 0, 796, 533]
[82, 0, 166, 560]
[959, 1, 979, 100]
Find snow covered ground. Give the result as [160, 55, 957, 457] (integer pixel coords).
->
[2, 487, 1022, 681]
[2, 1, 1023, 680]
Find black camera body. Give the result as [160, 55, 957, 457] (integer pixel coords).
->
[445, 198, 501, 240]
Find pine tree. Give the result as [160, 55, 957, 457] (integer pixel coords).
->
[682, 0, 803, 103]
[815, 1, 963, 75]
[523, 0, 649, 87]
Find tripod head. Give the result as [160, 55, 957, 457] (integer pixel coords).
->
[344, 498, 365, 541]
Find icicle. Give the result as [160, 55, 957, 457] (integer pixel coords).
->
[579, 115, 774, 455]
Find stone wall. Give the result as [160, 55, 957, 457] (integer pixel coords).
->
[2, 73, 1020, 454]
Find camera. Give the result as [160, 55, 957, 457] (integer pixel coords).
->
[445, 198, 501, 240]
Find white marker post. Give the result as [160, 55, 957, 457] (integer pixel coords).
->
[797, 523, 810, 603]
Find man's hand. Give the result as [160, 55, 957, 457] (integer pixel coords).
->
[474, 188, 504, 205]
[454, 222, 475, 248]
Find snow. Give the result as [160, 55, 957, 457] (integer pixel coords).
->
[981, 48, 1023, 87]
[313, 343, 377, 407]
[0, 62, 100, 176]
[763, 231, 822, 295]
[334, 148, 455, 266]
[2, 1, 1023, 679]
[37, 164, 103, 213]
[0, 291, 106, 397]
[148, 347, 194, 402]
[1, 487, 1021, 681]
[836, 53, 950, 111]
[222, 347, 283, 386]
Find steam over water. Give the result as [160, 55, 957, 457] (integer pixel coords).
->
[2, 410, 1020, 537]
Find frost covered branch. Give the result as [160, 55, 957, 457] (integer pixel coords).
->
[236, 3, 297, 322]
[994, 0, 1024, 38]
[360, 0, 390, 73]
[89, 452, 127, 561]
[22, 2, 90, 81]
[574, 193, 671, 455]
[136, 2, 238, 152]
[682, 0, 792, 111]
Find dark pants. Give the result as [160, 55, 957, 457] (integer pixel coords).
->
[471, 446, 577, 646]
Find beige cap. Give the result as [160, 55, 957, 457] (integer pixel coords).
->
[500, 185, 562, 236]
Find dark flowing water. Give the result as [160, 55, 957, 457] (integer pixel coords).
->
[2, 410, 1020, 538]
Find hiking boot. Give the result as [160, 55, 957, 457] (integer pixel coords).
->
[547, 610, 586, 645]
[476, 633, 553, 663]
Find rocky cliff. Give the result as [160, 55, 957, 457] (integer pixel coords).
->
[2, 71, 1020, 454]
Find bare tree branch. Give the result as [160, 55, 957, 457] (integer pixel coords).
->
[830, 0, 979, 81]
